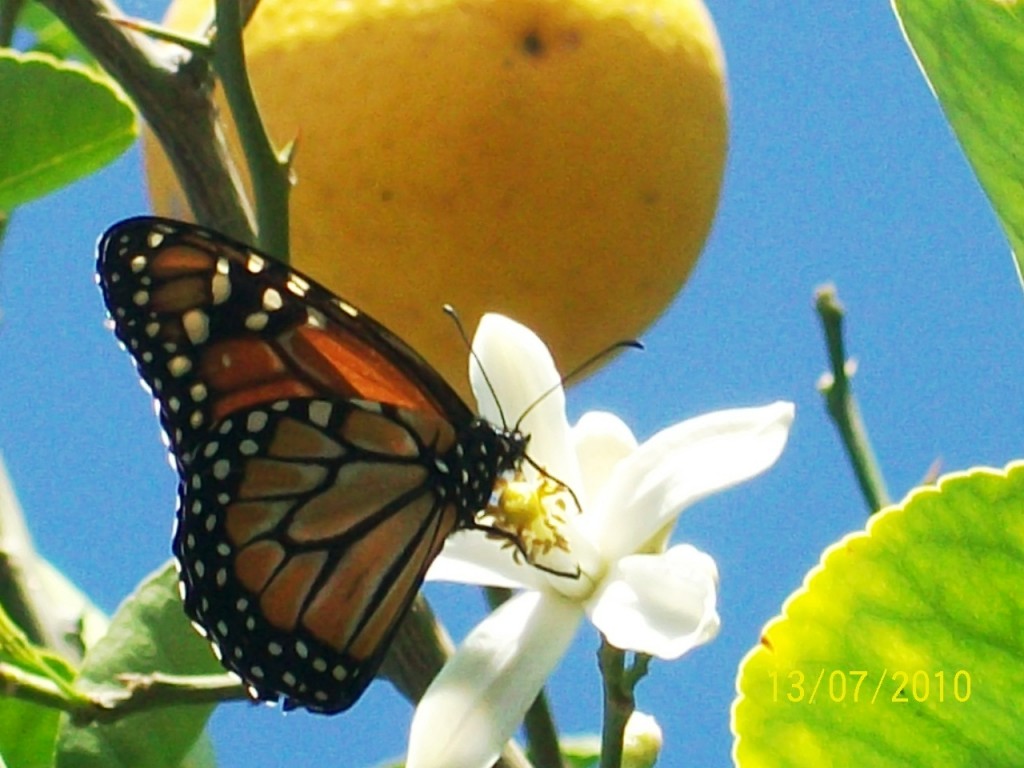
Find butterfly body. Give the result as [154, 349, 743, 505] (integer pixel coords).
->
[98, 217, 526, 713]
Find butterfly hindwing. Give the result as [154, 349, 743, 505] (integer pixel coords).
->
[97, 217, 528, 713]
[176, 397, 459, 711]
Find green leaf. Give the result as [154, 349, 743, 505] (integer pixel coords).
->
[54, 563, 223, 768]
[0, 50, 136, 209]
[16, 4, 92, 61]
[892, 0, 1024, 280]
[733, 463, 1024, 766]
[0, 698, 61, 768]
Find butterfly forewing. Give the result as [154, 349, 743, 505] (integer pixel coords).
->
[97, 217, 527, 713]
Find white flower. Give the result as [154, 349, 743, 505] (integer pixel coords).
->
[406, 314, 794, 768]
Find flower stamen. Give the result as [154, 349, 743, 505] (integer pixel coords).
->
[476, 475, 579, 577]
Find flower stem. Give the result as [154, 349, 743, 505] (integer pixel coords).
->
[815, 285, 892, 514]
[523, 686, 563, 768]
[213, 0, 290, 260]
[597, 642, 649, 768]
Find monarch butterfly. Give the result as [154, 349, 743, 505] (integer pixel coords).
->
[97, 217, 530, 714]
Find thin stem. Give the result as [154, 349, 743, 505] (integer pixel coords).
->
[484, 587, 564, 768]
[597, 643, 651, 768]
[69, 672, 250, 724]
[597, 643, 629, 768]
[522, 686, 564, 768]
[213, 0, 290, 259]
[40, 0, 254, 241]
[0, 662, 86, 712]
[815, 285, 892, 514]
[103, 14, 211, 55]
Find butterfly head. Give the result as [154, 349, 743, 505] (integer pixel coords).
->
[447, 419, 530, 525]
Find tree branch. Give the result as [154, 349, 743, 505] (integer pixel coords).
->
[39, 0, 255, 241]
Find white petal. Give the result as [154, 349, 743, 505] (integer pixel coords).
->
[590, 401, 795, 559]
[427, 530, 551, 590]
[470, 314, 579, 486]
[572, 411, 637, 506]
[587, 545, 719, 659]
[407, 591, 582, 768]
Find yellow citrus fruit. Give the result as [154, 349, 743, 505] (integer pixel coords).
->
[145, 0, 727, 396]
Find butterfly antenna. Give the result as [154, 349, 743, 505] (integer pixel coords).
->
[514, 339, 644, 430]
[442, 305, 509, 427]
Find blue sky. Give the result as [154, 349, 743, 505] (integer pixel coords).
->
[2, 1, 1021, 766]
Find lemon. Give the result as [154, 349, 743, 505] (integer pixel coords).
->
[145, 0, 727, 395]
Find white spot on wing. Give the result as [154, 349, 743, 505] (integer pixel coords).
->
[263, 288, 283, 311]
[168, 355, 193, 377]
[306, 307, 326, 328]
[286, 274, 310, 296]
[211, 262, 231, 304]
[245, 312, 269, 331]
[247, 411, 268, 432]
[182, 309, 210, 344]
[333, 298, 358, 318]
[309, 401, 332, 428]
[247, 252, 267, 273]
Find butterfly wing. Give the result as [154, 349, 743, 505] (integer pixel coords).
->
[97, 217, 514, 713]
[98, 217, 475, 460]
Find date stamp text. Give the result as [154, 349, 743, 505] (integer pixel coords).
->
[768, 669, 971, 704]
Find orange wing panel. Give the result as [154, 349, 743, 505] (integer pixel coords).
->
[300, 495, 447, 652]
[235, 539, 287, 595]
[148, 244, 216, 278]
[236, 458, 328, 500]
[201, 338, 287, 392]
[287, 462, 428, 543]
[225, 499, 293, 547]
[348, 503, 455, 660]
[260, 550, 328, 632]
[278, 325, 441, 415]
[150, 276, 209, 314]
